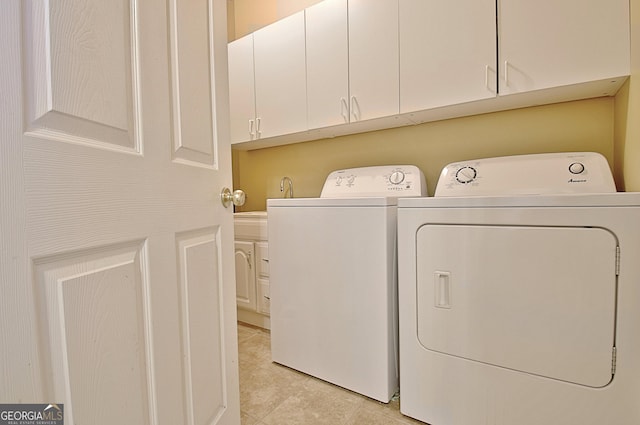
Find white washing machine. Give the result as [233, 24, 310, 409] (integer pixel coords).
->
[397, 152, 640, 424]
[267, 165, 426, 403]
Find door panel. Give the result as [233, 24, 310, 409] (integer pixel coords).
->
[34, 241, 151, 424]
[1, 1, 239, 424]
[176, 229, 227, 425]
[416, 224, 617, 387]
[22, 0, 139, 151]
[169, 0, 216, 166]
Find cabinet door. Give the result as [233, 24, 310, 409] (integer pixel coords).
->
[306, 0, 350, 129]
[235, 241, 256, 311]
[348, 0, 399, 121]
[399, 0, 496, 112]
[498, 0, 630, 95]
[255, 242, 270, 315]
[228, 34, 256, 143]
[255, 242, 270, 279]
[253, 11, 307, 139]
[257, 278, 271, 316]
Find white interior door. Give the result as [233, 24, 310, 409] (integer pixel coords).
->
[0, 1, 240, 424]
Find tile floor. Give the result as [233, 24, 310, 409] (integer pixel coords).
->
[237, 322, 427, 425]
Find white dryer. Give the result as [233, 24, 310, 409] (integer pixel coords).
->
[397, 152, 640, 424]
[268, 165, 426, 403]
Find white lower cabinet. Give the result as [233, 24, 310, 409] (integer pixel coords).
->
[255, 242, 271, 315]
[257, 279, 270, 316]
[234, 213, 270, 329]
[234, 241, 256, 311]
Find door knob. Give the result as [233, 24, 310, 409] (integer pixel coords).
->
[221, 188, 246, 208]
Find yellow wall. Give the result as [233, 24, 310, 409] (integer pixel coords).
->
[229, 0, 322, 40]
[234, 98, 615, 211]
[232, 0, 640, 210]
[615, 0, 640, 191]
[230, 0, 277, 40]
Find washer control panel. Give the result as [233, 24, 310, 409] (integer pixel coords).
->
[435, 152, 616, 197]
[321, 165, 427, 198]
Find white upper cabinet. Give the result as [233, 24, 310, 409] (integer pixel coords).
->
[498, 0, 630, 95]
[228, 34, 256, 143]
[230, 0, 630, 149]
[306, 0, 399, 128]
[348, 0, 400, 122]
[228, 11, 307, 143]
[306, 0, 350, 129]
[253, 10, 307, 139]
[399, 0, 497, 113]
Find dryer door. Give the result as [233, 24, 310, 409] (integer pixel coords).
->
[416, 225, 617, 388]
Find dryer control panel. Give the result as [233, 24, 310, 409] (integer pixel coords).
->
[435, 152, 616, 197]
[321, 165, 427, 198]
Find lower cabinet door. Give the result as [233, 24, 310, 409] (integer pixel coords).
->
[235, 241, 256, 310]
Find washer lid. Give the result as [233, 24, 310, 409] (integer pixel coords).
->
[435, 152, 616, 197]
[320, 165, 426, 198]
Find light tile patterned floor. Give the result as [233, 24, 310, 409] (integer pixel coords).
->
[237, 322, 427, 425]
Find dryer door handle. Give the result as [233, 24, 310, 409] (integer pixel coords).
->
[434, 271, 451, 309]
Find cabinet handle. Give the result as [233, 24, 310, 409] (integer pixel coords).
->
[504, 60, 509, 87]
[256, 117, 261, 139]
[340, 97, 349, 123]
[350, 96, 360, 122]
[247, 251, 252, 269]
[248, 119, 255, 139]
[485, 65, 490, 91]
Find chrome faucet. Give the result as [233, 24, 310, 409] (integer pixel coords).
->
[280, 176, 294, 198]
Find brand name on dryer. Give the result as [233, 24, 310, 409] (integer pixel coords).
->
[568, 178, 587, 183]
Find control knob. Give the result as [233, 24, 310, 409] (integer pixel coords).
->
[455, 166, 477, 184]
[389, 170, 405, 185]
[568, 162, 585, 174]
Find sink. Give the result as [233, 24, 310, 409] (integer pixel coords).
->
[234, 211, 267, 239]
[234, 211, 267, 218]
